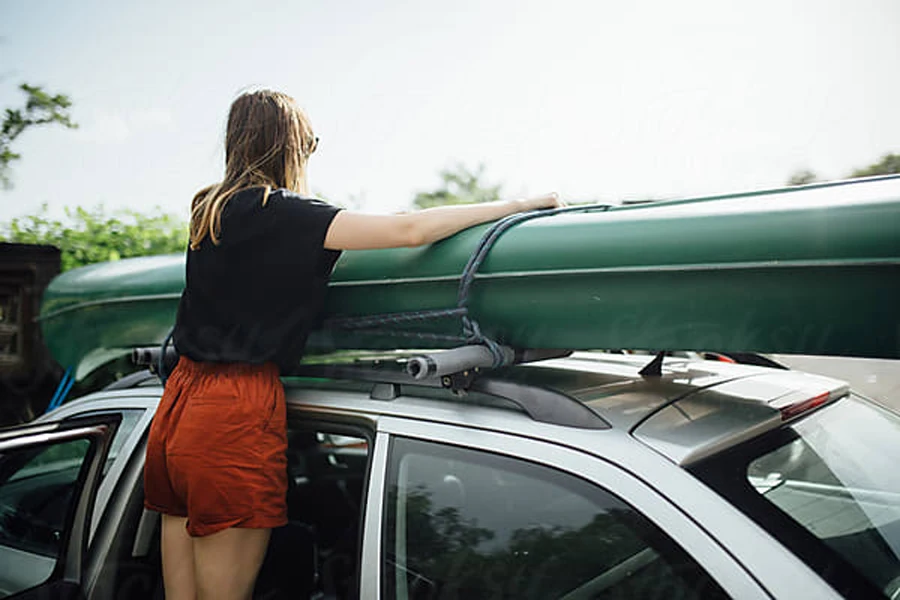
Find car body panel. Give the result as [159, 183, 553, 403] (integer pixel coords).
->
[286, 380, 843, 598]
[289, 375, 844, 599]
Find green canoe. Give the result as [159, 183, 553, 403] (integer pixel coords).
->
[39, 175, 900, 376]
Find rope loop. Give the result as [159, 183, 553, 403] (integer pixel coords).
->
[461, 315, 506, 367]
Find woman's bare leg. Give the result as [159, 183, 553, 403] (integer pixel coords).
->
[193, 527, 271, 600]
[161, 515, 196, 600]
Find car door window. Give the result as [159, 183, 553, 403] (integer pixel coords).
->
[1, 438, 89, 558]
[383, 437, 728, 599]
[0, 426, 108, 598]
[252, 423, 371, 600]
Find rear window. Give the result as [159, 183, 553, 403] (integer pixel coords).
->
[691, 395, 900, 599]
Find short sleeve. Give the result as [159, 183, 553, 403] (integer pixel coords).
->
[269, 190, 342, 250]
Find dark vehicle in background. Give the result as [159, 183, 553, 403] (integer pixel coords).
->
[0, 244, 61, 426]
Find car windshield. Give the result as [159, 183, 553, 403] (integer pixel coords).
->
[691, 395, 900, 599]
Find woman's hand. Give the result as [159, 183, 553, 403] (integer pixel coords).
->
[517, 193, 565, 212]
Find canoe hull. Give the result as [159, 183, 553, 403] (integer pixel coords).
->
[39, 176, 900, 374]
[311, 262, 898, 358]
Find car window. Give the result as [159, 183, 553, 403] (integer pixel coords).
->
[7, 439, 89, 485]
[0, 410, 139, 588]
[692, 395, 900, 599]
[252, 423, 371, 600]
[0, 437, 91, 595]
[383, 437, 729, 599]
[747, 397, 900, 598]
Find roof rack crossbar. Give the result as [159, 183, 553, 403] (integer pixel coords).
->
[130, 346, 608, 429]
[406, 346, 571, 380]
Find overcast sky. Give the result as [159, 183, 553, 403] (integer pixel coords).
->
[2, 0, 899, 223]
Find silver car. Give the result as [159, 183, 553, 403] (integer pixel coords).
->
[0, 350, 898, 599]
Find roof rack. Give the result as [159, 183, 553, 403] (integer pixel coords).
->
[288, 359, 608, 430]
[129, 345, 609, 430]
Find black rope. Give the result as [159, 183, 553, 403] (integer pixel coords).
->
[158, 326, 175, 385]
[324, 307, 467, 330]
[324, 203, 613, 366]
[325, 328, 468, 344]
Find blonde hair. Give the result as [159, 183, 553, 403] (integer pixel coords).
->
[190, 90, 318, 249]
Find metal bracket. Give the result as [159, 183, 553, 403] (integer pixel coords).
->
[441, 368, 481, 393]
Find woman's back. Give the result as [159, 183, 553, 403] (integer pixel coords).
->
[175, 187, 341, 370]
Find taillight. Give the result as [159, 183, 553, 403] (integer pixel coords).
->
[704, 352, 737, 363]
[778, 391, 832, 420]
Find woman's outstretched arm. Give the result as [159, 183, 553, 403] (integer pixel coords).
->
[323, 193, 562, 251]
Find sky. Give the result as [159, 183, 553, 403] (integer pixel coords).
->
[1, 0, 899, 224]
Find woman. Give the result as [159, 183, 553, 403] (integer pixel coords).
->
[144, 89, 561, 600]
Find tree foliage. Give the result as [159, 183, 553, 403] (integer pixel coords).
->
[1, 84, 78, 188]
[787, 152, 900, 185]
[787, 169, 819, 186]
[0, 204, 188, 271]
[850, 153, 900, 178]
[413, 163, 502, 209]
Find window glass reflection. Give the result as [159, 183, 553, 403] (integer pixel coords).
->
[384, 437, 727, 599]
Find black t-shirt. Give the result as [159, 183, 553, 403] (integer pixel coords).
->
[173, 187, 342, 372]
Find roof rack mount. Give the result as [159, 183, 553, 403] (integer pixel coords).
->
[406, 346, 571, 380]
[132, 346, 178, 374]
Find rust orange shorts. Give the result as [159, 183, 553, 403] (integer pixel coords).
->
[144, 356, 288, 537]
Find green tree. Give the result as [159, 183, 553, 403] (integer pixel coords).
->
[787, 169, 819, 186]
[1, 204, 188, 271]
[413, 163, 502, 209]
[1, 83, 78, 188]
[850, 153, 900, 178]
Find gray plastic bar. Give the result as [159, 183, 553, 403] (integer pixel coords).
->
[406, 345, 515, 379]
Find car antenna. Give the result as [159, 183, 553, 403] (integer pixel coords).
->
[639, 351, 666, 377]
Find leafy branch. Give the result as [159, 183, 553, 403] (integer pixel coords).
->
[413, 163, 502, 209]
[1, 83, 78, 188]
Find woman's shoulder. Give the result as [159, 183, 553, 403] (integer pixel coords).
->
[224, 186, 333, 212]
[267, 189, 342, 217]
[269, 188, 335, 207]
[222, 187, 341, 231]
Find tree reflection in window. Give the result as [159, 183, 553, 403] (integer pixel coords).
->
[384, 438, 727, 600]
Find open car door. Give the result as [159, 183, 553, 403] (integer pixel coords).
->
[0, 415, 118, 599]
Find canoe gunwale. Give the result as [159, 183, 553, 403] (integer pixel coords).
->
[331, 257, 900, 287]
[37, 293, 182, 322]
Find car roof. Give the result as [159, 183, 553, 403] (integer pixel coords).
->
[501, 352, 754, 430]
[510, 352, 849, 464]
